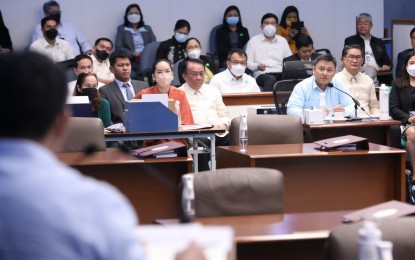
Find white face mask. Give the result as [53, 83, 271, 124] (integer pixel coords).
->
[230, 64, 246, 77]
[154, 73, 173, 87]
[127, 14, 141, 24]
[263, 25, 276, 37]
[407, 64, 415, 77]
[187, 49, 201, 59]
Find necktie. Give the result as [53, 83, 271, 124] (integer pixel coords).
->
[123, 83, 134, 100]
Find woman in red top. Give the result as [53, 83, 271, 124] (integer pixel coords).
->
[134, 59, 194, 146]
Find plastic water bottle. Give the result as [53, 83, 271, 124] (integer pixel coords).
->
[377, 241, 393, 260]
[181, 174, 195, 221]
[358, 220, 382, 260]
[379, 84, 389, 120]
[239, 114, 248, 152]
[175, 100, 181, 127]
[319, 92, 327, 117]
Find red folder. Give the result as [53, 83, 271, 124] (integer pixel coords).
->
[132, 141, 187, 158]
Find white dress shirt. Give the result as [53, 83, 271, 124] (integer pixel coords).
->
[209, 69, 260, 93]
[90, 54, 115, 82]
[245, 34, 292, 78]
[334, 68, 380, 115]
[179, 83, 230, 128]
[30, 37, 73, 63]
[32, 21, 92, 56]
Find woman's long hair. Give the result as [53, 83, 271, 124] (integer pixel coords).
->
[74, 72, 101, 114]
[279, 6, 300, 29]
[397, 50, 415, 89]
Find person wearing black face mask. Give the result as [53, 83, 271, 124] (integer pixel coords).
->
[74, 72, 112, 127]
[90, 38, 115, 85]
[30, 16, 73, 63]
[31, 0, 92, 56]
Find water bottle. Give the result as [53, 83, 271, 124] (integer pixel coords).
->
[239, 114, 248, 152]
[181, 174, 195, 222]
[358, 220, 382, 260]
[175, 100, 181, 127]
[379, 84, 389, 120]
[377, 241, 393, 260]
[319, 92, 327, 117]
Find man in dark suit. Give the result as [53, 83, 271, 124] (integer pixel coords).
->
[344, 13, 391, 84]
[396, 27, 415, 77]
[99, 50, 148, 124]
[283, 34, 320, 62]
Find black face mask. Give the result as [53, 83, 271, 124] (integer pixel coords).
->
[95, 49, 109, 60]
[48, 13, 61, 24]
[45, 28, 58, 40]
[81, 88, 98, 101]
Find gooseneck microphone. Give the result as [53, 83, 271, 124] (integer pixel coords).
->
[327, 83, 365, 121]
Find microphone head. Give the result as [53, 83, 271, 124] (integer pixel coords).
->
[327, 83, 334, 88]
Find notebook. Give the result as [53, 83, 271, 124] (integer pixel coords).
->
[314, 135, 369, 151]
[132, 141, 187, 159]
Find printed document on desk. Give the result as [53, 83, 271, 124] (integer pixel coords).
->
[142, 93, 168, 107]
[181, 124, 214, 130]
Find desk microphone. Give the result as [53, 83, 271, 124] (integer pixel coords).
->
[327, 83, 367, 121]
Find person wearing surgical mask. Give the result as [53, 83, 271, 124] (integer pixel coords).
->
[277, 6, 310, 53]
[74, 72, 111, 127]
[30, 16, 73, 63]
[390, 50, 415, 200]
[156, 19, 191, 66]
[115, 3, 156, 80]
[134, 59, 194, 147]
[215, 5, 250, 68]
[245, 13, 292, 92]
[209, 48, 260, 93]
[177, 37, 218, 85]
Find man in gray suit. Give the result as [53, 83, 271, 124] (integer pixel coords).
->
[99, 50, 148, 124]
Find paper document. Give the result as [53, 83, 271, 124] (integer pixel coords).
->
[142, 93, 168, 107]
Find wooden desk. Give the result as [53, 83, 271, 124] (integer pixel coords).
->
[303, 119, 401, 146]
[57, 149, 192, 224]
[217, 143, 406, 212]
[156, 210, 350, 260]
[222, 92, 274, 106]
[105, 126, 225, 171]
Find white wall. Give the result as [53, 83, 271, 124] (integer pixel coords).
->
[0, 0, 383, 62]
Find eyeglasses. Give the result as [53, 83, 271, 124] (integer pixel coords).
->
[230, 61, 247, 66]
[315, 67, 334, 73]
[345, 55, 363, 61]
[186, 72, 205, 78]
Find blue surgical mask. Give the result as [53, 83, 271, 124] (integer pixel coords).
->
[175, 32, 188, 43]
[226, 17, 239, 26]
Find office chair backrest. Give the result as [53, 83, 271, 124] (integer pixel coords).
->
[315, 48, 331, 55]
[172, 59, 183, 87]
[208, 24, 222, 54]
[283, 60, 314, 80]
[272, 79, 302, 114]
[140, 41, 160, 75]
[60, 117, 106, 152]
[325, 217, 415, 260]
[193, 167, 284, 217]
[229, 114, 303, 145]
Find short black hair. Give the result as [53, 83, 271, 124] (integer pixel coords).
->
[185, 37, 201, 49]
[123, 4, 144, 28]
[0, 52, 67, 140]
[295, 34, 314, 50]
[227, 48, 247, 61]
[41, 16, 57, 28]
[314, 54, 337, 68]
[43, 0, 60, 13]
[181, 58, 205, 74]
[94, 37, 113, 49]
[109, 50, 129, 67]
[74, 54, 92, 68]
[261, 13, 278, 25]
[342, 44, 364, 57]
[152, 59, 172, 74]
[174, 19, 191, 32]
[410, 27, 415, 38]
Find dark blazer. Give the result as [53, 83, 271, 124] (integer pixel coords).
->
[156, 36, 187, 64]
[99, 80, 149, 124]
[216, 25, 250, 67]
[390, 79, 413, 124]
[115, 24, 156, 58]
[282, 53, 320, 63]
[396, 48, 414, 77]
[344, 34, 392, 68]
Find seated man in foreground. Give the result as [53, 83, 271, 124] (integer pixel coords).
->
[287, 54, 355, 121]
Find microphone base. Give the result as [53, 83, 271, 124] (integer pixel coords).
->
[346, 117, 363, 121]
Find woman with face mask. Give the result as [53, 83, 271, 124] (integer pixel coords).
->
[74, 72, 111, 127]
[177, 37, 218, 85]
[115, 3, 156, 79]
[156, 20, 191, 65]
[390, 51, 415, 200]
[277, 6, 310, 53]
[134, 59, 194, 147]
[215, 5, 250, 68]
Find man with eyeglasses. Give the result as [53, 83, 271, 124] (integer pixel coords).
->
[209, 48, 260, 93]
[179, 58, 230, 170]
[344, 13, 391, 85]
[334, 45, 379, 116]
[31, 0, 92, 56]
[287, 54, 354, 121]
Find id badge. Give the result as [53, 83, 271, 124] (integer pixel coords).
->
[365, 54, 370, 64]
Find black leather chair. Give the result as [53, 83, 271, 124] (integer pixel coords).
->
[272, 79, 301, 114]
